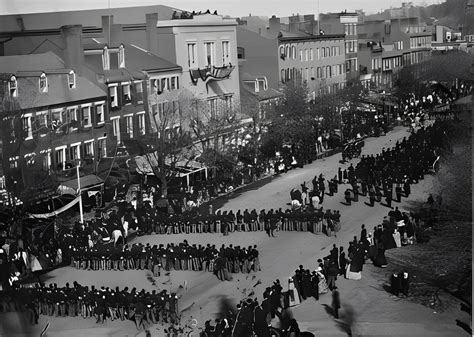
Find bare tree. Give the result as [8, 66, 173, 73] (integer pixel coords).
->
[135, 89, 193, 197]
[188, 96, 241, 176]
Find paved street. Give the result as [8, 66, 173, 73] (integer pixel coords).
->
[1, 126, 467, 337]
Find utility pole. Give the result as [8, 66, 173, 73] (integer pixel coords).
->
[77, 165, 84, 223]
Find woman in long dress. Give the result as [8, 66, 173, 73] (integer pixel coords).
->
[316, 268, 329, 294]
[393, 229, 402, 248]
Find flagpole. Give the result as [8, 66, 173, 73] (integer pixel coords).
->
[77, 165, 84, 224]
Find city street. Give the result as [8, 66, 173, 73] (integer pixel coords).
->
[2, 125, 467, 336]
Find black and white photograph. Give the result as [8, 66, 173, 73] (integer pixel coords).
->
[0, 0, 472, 336]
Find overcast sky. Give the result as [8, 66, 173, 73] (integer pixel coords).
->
[0, 0, 444, 17]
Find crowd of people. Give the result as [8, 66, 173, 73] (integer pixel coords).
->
[69, 241, 261, 279]
[0, 282, 178, 329]
[337, 120, 446, 209]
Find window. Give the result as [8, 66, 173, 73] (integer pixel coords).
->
[68, 71, 76, 89]
[311, 67, 314, 79]
[84, 140, 94, 157]
[310, 48, 313, 61]
[67, 107, 78, 124]
[305, 68, 309, 81]
[40, 150, 51, 171]
[109, 85, 118, 108]
[222, 41, 230, 64]
[111, 117, 120, 142]
[70, 143, 81, 162]
[21, 115, 32, 139]
[305, 49, 309, 61]
[118, 44, 125, 68]
[209, 98, 218, 118]
[187, 42, 197, 68]
[125, 115, 134, 138]
[160, 78, 168, 92]
[36, 111, 48, 128]
[238, 46, 246, 59]
[204, 41, 215, 67]
[292, 46, 296, 59]
[39, 73, 48, 93]
[8, 76, 17, 97]
[257, 79, 266, 92]
[317, 48, 320, 60]
[224, 95, 233, 111]
[299, 50, 303, 61]
[135, 82, 143, 103]
[322, 48, 326, 58]
[51, 110, 63, 130]
[169, 76, 179, 90]
[98, 138, 107, 158]
[122, 83, 131, 104]
[96, 104, 104, 124]
[137, 112, 145, 135]
[55, 146, 66, 170]
[157, 101, 167, 120]
[82, 106, 91, 127]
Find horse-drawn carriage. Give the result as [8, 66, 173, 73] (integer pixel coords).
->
[341, 138, 365, 162]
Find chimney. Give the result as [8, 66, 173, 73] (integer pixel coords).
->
[60, 25, 84, 74]
[269, 15, 280, 33]
[146, 13, 159, 56]
[102, 15, 114, 45]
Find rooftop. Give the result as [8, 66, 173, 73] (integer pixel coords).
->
[279, 34, 346, 43]
[0, 5, 176, 32]
[157, 14, 238, 28]
[0, 52, 106, 109]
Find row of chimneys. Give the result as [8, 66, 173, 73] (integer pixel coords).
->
[268, 14, 319, 35]
[59, 13, 160, 74]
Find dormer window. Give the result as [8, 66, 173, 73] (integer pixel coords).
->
[102, 46, 110, 70]
[257, 78, 267, 92]
[8, 75, 17, 97]
[118, 44, 125, 68]
[39, 73, 48, 93]
[68, 71, 76, 89]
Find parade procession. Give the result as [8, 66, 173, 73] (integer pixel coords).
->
[0, 2, 473, 336]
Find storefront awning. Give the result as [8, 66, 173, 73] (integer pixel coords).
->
[57, 175, 104, 195]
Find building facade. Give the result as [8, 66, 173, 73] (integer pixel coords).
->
[0, 52, 111, 198]
[319, 11, 361, 82]
[278, 35, 346, 97]
[358, 17, 432, 89]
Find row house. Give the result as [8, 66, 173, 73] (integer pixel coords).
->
[89, 12, 241, 150]
[0, 51, 112, 196]
[0, 8, 241, 165]
[319, 11, 361, 82]
[278, 34, 347, 97]
[358, 17, 432, 89]
[237, 14, 347, 97]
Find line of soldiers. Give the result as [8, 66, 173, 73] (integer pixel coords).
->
[0, 282, 178, 329]
[339, 121, 444, 209]
[69, 241, 261, 277]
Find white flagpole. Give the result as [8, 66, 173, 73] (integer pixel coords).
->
[77, 165, 84, 223]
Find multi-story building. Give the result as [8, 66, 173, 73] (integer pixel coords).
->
[0, 8, 242, 157]
[278, 34, 346, 97]
[239, 14, 347, 97]
[358, 17, 432, 89]
[319, 11, 361, 82]
[0, 51, 111, 199]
